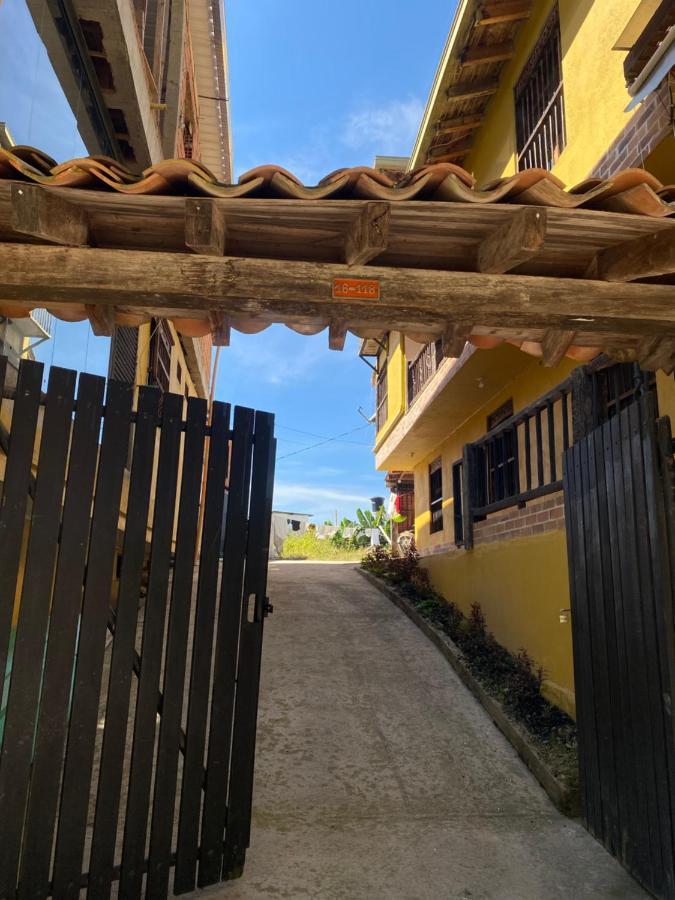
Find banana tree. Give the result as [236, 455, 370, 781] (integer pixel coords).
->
[355, 505, 404, 545]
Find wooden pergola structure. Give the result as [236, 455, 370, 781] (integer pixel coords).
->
[0, 155, 674, 371]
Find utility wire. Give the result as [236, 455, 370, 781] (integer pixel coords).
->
[276, 424, 372, 460]
[276, 423, 372, 446]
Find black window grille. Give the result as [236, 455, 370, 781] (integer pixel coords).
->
[407, 339, 443, 408]
[452, 459, 463, 546]
[429, 458, 444, 534]
[108, 325, 138, 385]
[515, 6, 566, 171]
[591, 362, 657, 426]
[148, 318, 172, 393]
[486, 399, 517, 505]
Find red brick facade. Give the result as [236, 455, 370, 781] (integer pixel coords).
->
[473, 493, 565, 545]
[591, 76, 673, 178]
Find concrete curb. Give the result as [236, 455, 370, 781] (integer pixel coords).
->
[358, 567, 580, 818]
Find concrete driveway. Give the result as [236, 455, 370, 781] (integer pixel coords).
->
[200, 561, 645, 900]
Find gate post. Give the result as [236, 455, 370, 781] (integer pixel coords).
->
[570, 366, 595, 443]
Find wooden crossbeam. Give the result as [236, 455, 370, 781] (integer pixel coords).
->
[209, 312, 231, 346]
[435, 115, 483, 137]
[441, 324, 473, 358]
[477, 207, 547, 274]
[0, 244, 674, 341]
[596, 226, 675, 282]
[185, 198, 226, 256]
[85, 304, 115, 336]
[475, 1, 531, 26]
[461, 42, 514, 67]
[344, 202, 390, 266]
[541, 329, 575, 367]
[10, 183, 88, 247]
[446, 78, 499, 101]
[328, 320, 348, 351]
[427, 138, 474, 161]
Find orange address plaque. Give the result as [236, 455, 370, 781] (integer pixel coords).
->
[332, 278, 381, 301]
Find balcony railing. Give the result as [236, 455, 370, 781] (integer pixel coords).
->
[407, 340, 442, 408]
[29, 308, 54, 338]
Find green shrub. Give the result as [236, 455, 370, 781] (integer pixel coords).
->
[280, 531, 365, 561]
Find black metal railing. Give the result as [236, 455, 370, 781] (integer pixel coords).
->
[407, 340, 442, 408]
[457, 378, 572, 547]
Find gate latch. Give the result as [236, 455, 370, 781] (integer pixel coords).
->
[263, 597, 274, 617]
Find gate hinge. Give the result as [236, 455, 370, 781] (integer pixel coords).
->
[263, 597, 274, 617]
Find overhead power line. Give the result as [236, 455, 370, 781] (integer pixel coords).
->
[276, 424, 372, 460]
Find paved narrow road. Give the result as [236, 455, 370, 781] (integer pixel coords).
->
[204, 561, 645, 900]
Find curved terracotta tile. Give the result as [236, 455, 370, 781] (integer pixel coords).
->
[350, 171, 434, 201]
[239, 164, 302, 186]
[597, 183, 674, 217]
[268, 171, 350, 199]
[319, 166, 396, 189]
[189, 173, 265, 197]
[433, 172, 516, 203]
[172, 317, 212, 337]
[285, 322, 327, 335]
[9, 146, 57, 173]
[231, 318, 272, 334]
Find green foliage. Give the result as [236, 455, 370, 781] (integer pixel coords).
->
[280, 531, 365, 561]
[355, 506, 395, 544]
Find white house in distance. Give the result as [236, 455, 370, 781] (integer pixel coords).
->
[269, 511, 313, 559]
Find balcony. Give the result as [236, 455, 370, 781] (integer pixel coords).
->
[9, 308, 54, 339]
[407, 340, 442, 408]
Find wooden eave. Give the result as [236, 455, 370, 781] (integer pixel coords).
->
[0, 181, 674, 370]
[412, 0, 533, 168]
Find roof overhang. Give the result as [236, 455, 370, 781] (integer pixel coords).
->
[0, 149, 674, 373]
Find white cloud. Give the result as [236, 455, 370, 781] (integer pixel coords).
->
[342, 97, 425, 154]
[273, 482, 372, 508]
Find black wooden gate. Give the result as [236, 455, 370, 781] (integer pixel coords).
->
[563, 393, 675, 899]
[0, 356, 275, 899]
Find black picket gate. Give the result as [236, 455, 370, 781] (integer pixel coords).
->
[0, 356, 275, 899]
[564, 393, 675, 899]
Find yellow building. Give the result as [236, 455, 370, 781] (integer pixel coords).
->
[370, 0, 675, 717]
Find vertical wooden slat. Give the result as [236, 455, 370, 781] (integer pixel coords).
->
[222, 413, 275, 880]
[602, 417, 640, 875]
[173, 402, 230, 894]
[146, 397, 207, 900]
[535, 408, 544, 487]
[627, 400, 674, 895]
[0, 366, 76, 897]
[51, 379, 133, 900]
[198, 406, 255, 888]
[617, 403, 662, 887]
[547, 400, 557, 482]
[641, 406, 675, 896]
[524, 417, 532, 491]
[17, 373, 105, 900]
[460, 444, 474, 551]
[585, 427, 620, 853]
[119, 393, 183, 900]
[0, 358, 43, 692]
[562, 390, 570, 451]
[87, 386, 161, 899]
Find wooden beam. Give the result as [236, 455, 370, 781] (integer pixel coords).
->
[460, 42, 514, 67]
[185, 198, 226, 256]
[0, 244, 674, 340]
[475, 1, 531, 26]
[328, 320, 348, 351]
[427, 138, 474, 161]
[209, 312, 230, 346]
[10, 183, 88, 246]
[435, 115, 483, 137]
[85, 304, 115, 337]
[596, 226, 675, 282]
[541, 329, 575, 367]
[441, 324, 473, 358]
[477, 207, 547, 274]
[446, 78, 499, 101]
[637, 335, 675, 373]
[344, 202, 390, 266]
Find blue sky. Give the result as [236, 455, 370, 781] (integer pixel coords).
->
[0, 0, 455, 522]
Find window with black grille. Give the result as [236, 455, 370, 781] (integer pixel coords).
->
[452, 459, 463, 546]
[515, 6, 566, 171]
[486, 399, 517, 504]
[429, 458, 444, 534]
[108, 325, 138, 385]
[376, 365, 388, 432]
[148, 318, 172, 393]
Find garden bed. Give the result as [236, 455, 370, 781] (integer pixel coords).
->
[359, 551, 580, 817]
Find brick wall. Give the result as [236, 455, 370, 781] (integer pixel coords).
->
[473, 493, 565, 545]
[591, 77, 672, 178]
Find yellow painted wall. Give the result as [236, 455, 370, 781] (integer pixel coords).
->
[412, 355, 578, 715]
[136, 321, 197, 398]
[425, 532, 575, 714]
[375, 331, 407, 447]
[465, 0, 645, 186]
